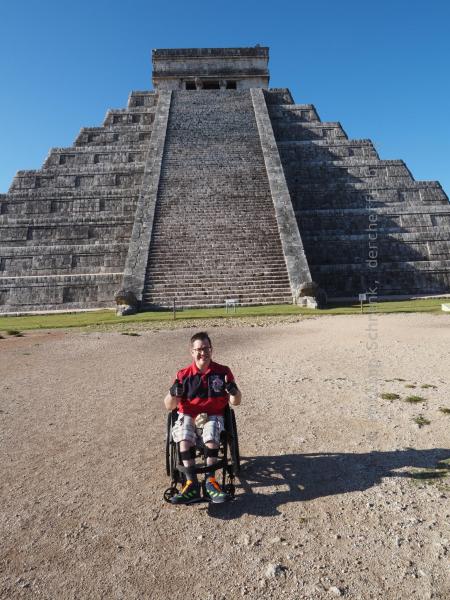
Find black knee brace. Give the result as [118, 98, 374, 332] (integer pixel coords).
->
[180, 447, 196, 461]
[204, 447, 219, 459]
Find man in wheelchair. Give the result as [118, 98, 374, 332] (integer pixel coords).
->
[164, 331, 241, 505]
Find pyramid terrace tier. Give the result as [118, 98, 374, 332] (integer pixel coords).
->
[0, 190, 139, 216]
[303, 231, 450, 275]
[311, 260, 450, 298]
[42, 146, 148, 169]
[9, 167, 146, 192]
[0, 272, 122, 313]
[270, 120, 348, 142]
[0, 214, 134, 247]
[287, 181, 448, 210]
[102, 108, 156, 127]
[282, 159, 414, 185]
[277, 139, 380, 161]
[74, 125, 153, 148]
[264, 89, 295, 104]
[0, 243, 128, 276]
[294, 204, 450, 235]
[127, 91, 159, 108]
[71, 120, 155, 143]
[269, 104, 321, 123]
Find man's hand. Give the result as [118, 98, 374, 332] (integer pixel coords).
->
[225, 381, 238, 396]
[169, 381, 184, 397]
[164, 392, 178, 411]
[225, 375, 241, 406]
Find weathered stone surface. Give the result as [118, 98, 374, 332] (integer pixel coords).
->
[115, 287, 139, 315]
[152, 46, 269, 91]
[251, 88, 312, 298]
[114, 288, 139, 308]
[121, 91, 171, 302]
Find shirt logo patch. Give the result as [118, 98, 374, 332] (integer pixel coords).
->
[211, 375, 224, 393]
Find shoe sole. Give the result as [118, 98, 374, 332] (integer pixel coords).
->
[170, 496, 203, 505]
[206, 495, 229, 504]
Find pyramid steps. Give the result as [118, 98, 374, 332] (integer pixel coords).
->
[141, 90, 293, 309]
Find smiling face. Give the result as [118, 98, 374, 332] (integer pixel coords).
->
[190, 337, 212, 372]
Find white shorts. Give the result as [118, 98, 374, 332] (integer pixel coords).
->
[171, 414, 224, 445]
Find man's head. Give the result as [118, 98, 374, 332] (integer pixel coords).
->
[190, 331, 212, 371]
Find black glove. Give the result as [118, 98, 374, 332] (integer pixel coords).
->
[170, 381, 184, 397]
[225, 381, 238, 396]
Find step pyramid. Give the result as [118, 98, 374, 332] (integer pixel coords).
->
[0, 47, 449, 313]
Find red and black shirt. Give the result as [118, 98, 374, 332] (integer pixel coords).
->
[172, 360, 235, 417]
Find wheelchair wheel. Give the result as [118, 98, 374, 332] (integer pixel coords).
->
[163, 486, 178, 503]
[224, 406, 240, 476]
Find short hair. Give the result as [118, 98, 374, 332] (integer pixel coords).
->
[190, 331, 212, 347]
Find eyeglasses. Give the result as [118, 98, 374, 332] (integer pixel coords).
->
[192, 346, 211, 354]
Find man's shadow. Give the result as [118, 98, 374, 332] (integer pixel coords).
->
[206, 448, 449, 519]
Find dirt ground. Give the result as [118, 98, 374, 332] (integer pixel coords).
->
[0, 313, 449, 600]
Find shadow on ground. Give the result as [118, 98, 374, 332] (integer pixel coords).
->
[206, 448, 450, 520]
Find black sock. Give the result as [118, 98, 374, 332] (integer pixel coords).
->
[205, 467, 216, 480]
[185, 468, 198, 483]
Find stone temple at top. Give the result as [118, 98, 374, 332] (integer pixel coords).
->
[1, 46, 449, 313]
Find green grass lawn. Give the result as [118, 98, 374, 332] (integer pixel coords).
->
[0, 297, 448, 332]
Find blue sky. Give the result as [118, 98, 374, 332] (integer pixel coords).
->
[0, 0, 449, 196]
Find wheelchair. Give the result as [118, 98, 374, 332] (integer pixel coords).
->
[164, 404, 240, 503]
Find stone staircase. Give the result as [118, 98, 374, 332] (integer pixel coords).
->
[141, 90, 293, 308]
[0, 92, 158, 311]
[267, 90, 450, 298]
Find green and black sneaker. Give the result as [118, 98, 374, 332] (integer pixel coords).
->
[205, 477, 229, 504]
[170, 480, 202, 505]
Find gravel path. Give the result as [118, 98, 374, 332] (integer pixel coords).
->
[0, 313, 449, 599]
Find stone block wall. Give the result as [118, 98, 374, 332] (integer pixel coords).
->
[152, 47, 270, 91]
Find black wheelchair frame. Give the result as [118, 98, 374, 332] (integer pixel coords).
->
[164, 404, 240, 503]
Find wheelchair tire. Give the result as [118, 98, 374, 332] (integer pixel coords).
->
[165, 410, 178, 478]
[165, 414, 172, 477]
[229, 409, 241, 475]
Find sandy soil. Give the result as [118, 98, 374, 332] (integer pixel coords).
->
[0, 313, 449, 600]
